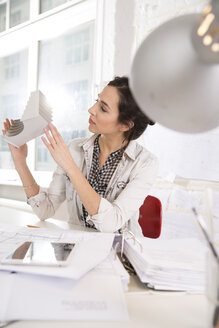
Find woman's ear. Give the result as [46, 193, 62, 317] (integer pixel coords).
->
[120, 121, 134, 132]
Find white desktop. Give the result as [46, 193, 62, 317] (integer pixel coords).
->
[0, 203, 209, 328]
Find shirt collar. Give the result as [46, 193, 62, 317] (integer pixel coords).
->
[79, 134, 140, 161]
[123, 140, 141, 161]
[78, 134, 97, 150]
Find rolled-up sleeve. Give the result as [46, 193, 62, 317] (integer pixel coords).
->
[88, 155, 158, 232]
[27, 166, 66, 220]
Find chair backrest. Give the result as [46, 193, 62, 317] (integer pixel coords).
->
[138, 195, 162, 238]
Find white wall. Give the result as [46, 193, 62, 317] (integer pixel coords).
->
[106, 0, 219, 182]
[111, 0, 208, 77]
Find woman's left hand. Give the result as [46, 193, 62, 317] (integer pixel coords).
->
[41, 123, 75, 174]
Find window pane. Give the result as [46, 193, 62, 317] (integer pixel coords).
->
[0, 49, 28, 169]
[0, 3, 6, 32]
[37, 22, 94, 171]
[10, 0, 30, 28]
[40, 0, 68, 14]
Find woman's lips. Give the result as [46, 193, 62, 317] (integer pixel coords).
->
[89, 117, 95, 125]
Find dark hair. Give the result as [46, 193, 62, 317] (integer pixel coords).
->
[108, 76, 155, 141]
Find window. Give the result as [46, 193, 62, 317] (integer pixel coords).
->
[0, 0, 97, 184]
[65, 29, 90, 65]
[10, 0, 30, 28]
[0, 49, 28, 169]
[37, 22, 94, 171]
[0, 0, 30, 32]
[0, 3, 6, 32]
[64, 80, 89, 112]
[4, 53, 20, 79]
[0, 1, 86, 35]
[40, 0, 68, 14]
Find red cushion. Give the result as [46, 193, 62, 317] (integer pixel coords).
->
[138, 195, 162, 238]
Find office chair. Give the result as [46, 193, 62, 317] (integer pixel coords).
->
[138, 195, 162, 238]
[119, 195, 162, 275]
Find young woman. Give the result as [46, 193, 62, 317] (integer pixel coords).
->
[2, 76, 158, 236]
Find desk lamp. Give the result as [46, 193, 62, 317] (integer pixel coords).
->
[130, 4, 219, 326]
[130, 0, 219, 133]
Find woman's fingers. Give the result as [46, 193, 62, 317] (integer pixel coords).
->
[6, 118, 11, 129]
[2, 118, 15, 134]
[43, 128, 57, 148]
[47, 124, 58, 143]
[41, 136, 54, 151]
[48, 123, 63, 144]
[2, 120, 9, 134]
[3, 118, 11, 130]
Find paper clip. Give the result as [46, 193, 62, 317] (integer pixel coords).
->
[120, 227, 143, 259]
[117, 228, 136, 275]
[113, 241, 120, 260]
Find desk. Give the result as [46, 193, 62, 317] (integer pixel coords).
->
[0, 204, 208, 328]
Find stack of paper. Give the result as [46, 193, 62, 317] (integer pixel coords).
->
[0, 225, 114, 280]
[0, 224, 129, 321]
[94, 250, 130, 292]
[124, 236, 207, 292]
[0, 268, 128, 321]
[4, 90, 52, 148]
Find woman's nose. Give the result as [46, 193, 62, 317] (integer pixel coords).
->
[88, 103, 97, 115]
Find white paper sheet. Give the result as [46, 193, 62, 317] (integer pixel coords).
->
[124, 237, 207, 292]
[208, 189, 219, 218]
[0, 224, 115, 280]
[94, 250, 130, 292]
[159, 211, 206, 241]
[167, 186, 205, 212]
[0, 269, 129, 321]
[0, 224, 129, 321]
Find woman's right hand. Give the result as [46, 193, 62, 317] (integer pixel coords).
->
[2, 118, 28, 167]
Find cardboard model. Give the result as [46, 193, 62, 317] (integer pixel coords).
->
[4, 90, 52, 148]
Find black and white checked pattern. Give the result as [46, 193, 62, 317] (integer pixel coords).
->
[82, 135, 124, 228]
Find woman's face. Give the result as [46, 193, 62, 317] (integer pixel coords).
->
[88, 86, 127, 136]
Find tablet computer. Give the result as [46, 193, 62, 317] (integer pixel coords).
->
[0, 241, 75, 266]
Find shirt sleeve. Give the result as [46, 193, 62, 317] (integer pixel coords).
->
[87, 155, 159, 232]
[27, 165, 66, 220]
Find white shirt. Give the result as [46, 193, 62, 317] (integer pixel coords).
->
[27, 134, 158, 236]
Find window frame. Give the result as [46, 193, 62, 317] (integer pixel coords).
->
[0, 0, 104, 190]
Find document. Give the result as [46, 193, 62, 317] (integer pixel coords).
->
[94, 250, 130, 292]
[167, 185, 206, 213]
[0, 224, 129, 321]
[160, 211, 205, 241]
[0, 224, 115, 280]
[155, 184, 211, 242]
[208, 189, 219, 218]
[0, 270, 128, 321]
[123, 236, 207, 292]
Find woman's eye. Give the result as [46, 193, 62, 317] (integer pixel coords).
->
[95, 99, 107, 112]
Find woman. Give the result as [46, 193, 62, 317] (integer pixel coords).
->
[2, 76, 158, 236]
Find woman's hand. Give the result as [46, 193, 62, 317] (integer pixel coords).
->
[2, 118, 28, 167]
[41, 123, 75, 174]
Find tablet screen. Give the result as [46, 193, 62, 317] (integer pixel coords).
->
[2, 241, 75, 266]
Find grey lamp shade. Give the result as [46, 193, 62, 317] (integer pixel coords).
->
[130, 14, 219, 133]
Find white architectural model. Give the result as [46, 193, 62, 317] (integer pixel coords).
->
[4, 90, 52, 148]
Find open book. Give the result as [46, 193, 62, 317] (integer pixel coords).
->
[4, 90, 52, 148]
